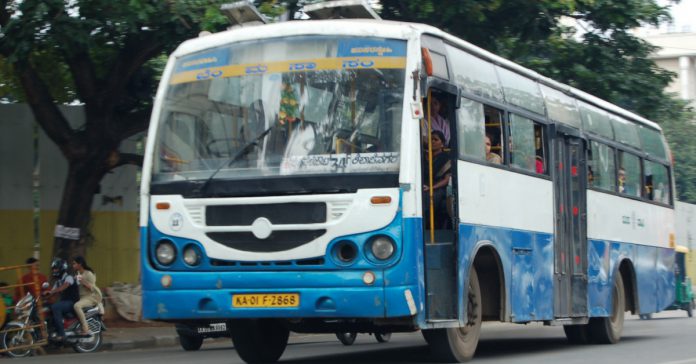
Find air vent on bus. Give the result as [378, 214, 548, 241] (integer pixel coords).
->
[210, 257, 325, 267]
[328, 200, 352, 222]
[185, 205, 205, 225]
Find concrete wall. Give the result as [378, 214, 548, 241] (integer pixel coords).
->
[644, 32, 696, 109]
[0, 104, 141, 287]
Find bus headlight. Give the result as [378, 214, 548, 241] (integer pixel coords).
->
[155, 240, 176, 265]
[370, 236, 395, 260]
[183, 245, 201, 266]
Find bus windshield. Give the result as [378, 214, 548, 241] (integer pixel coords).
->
[152, 35, 406, 184]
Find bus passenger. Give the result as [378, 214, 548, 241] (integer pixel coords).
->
[618, 168, 636, 195]
[485, 134, 502, 164]
[423, 130, 451, 229]
[422, 94, 450, 147]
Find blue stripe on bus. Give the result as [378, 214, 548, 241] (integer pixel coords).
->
[457, 223, 555, 322]
[140, 213, 423, 320]
[140, 218, 675, 322]
[587, 239, 675, 316]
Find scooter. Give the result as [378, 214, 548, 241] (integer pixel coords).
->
[0, 291, 106, 357]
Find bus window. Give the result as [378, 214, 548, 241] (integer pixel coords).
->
[509, 114, 545, 174]
[617, 151, 641, 197]
[588, 141, 616, 191]
[484, 107, 504, 164]
[644, 160, 671, 204]
[456, 98, 485, 161]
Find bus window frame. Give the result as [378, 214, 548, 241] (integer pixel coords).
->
[507, 112, 550, 177]
[455, 89, 551, 180]
[585, 134, 674, 208]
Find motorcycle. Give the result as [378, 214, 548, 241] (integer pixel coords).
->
[0, 291, 106, 357]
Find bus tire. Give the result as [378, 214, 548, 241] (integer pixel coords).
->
[425, 267, 482, 362]
[563, 325, 590, 344]
[230, 319, 289, 363]
[178, 333, 203, 351]
[375, 332, 391, 343]
[687, 299, 694, 318]
[336, 332, 357, 345]
[589, 273, 625, 344]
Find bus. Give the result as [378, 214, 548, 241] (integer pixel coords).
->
[139, 10, 676, 363]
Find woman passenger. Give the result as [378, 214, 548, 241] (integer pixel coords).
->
[72, 256, 102, 336]
[423, 130, 451, 229]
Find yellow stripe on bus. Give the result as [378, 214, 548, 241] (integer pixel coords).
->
[169, 57, 407, 85]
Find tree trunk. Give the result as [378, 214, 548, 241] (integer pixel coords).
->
[52, 156, 109, 260]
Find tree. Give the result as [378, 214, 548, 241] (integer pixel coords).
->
[0, 0, 232, 259]
[380, 0, 696, 203]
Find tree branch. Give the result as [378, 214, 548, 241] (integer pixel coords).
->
[50, 6, 100, 106]
[0, 0, 10, 28]
[104, 32, 165, 111]
[15, 59, 76, 154]
[114, 109, 151, 140]
[114, 152, 144, 168]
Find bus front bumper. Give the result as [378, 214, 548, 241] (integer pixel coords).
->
[142, 270, 420, 320]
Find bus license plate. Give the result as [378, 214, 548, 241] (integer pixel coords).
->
[232, 293, 299, 308]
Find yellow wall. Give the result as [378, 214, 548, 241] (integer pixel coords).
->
[0, 210, 139, 287]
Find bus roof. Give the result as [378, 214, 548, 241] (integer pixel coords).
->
[173, 19, 661, 131]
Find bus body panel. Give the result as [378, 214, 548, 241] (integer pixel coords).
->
[587, 240, 675, 317]
[587, 190, 674, 249]
[456, 161, 554, 235]
[459, 223, 555, 322]
[142, 193, 426, 322]
[149, 189, 400, 262]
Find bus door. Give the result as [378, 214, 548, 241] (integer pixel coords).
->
[553, 128, 588, 318]
[422, 85, 459, 321]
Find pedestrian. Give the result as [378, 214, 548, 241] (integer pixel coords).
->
[14, 257, 48, 301]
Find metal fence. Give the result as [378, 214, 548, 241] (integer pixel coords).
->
[0, 263, 48, 355]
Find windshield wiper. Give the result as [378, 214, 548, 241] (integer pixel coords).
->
[194, 124, 276, 197]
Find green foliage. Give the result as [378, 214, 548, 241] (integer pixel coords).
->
[381, 0, 696, 203]
[0, 0, 231, 103]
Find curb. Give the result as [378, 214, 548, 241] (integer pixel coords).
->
[99, 332, 314, 352]
[102, 335, 180, 351]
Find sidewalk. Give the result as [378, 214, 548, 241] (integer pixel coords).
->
[101, 320, 182, 351]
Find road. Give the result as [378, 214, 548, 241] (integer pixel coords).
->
[9, 311, 696, 364]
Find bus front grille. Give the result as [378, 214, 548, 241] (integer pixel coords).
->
[206, 203, 327, 226]
[206, 230, 327, 252]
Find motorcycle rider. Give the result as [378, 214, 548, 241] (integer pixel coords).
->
[43, 258, 80, 342]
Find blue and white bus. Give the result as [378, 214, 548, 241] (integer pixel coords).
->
[140, 14, 676, 363]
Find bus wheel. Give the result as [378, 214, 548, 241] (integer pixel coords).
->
[336, 332, 357, 345]
[425, 267, 482, 362]
[375, 332, 391, 343]
[178, 333, 203, 351]
[589, 273, 625, 344]
[230, 319, 289, 363]
[563, 325, 590, 344]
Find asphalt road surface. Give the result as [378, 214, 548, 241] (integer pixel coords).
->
[10, 311, 696, 364]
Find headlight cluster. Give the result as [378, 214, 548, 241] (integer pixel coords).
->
[155, 240, 202, 266]
[370, 236, 395, 260]
[332, 235, 396, 265]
